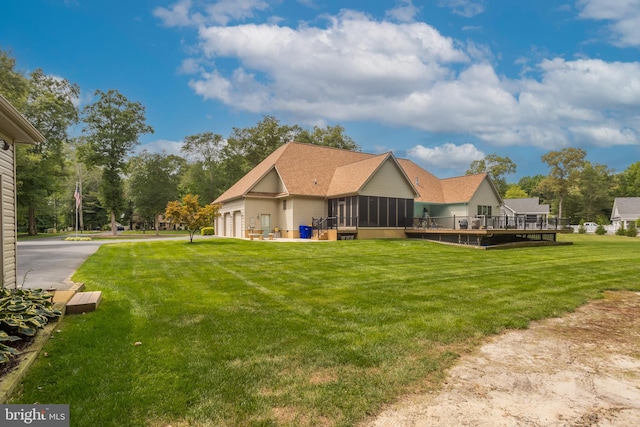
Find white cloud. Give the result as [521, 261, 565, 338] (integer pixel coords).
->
[438, 0, 485, 18]
[167, 7, 640, 151]
[154, 0, 270, 27]
[386, 0, 421, 23]
[578, 0, 640, 46]
[407, 143, 484, 171]
[204, 0, 270, 26]
[154, 0, 195, 27]
[138, 139, 184, 156]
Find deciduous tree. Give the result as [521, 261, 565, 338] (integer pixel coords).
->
[180, 132, 225, 203]
[295, 124, 360, 151]
[617, 162, 640, 197]
[539, 148, 586, 219]
[504, 185, 529, 199]
[80, 90, 153, 235]
[18, 69, 80, 235]
[575, 162, 613, 222]
[466, 154, 516, 196]
[164, 194, 219, 243]
[127, 151, 185, 234]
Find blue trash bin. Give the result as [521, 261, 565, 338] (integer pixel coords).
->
[299, 225, 312, 239]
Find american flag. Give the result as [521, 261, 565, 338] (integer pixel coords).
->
[74, 184, 81, 209]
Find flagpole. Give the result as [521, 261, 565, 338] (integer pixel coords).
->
[74, 182, 79, 238]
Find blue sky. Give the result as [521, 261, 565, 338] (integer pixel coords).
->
[2, 0, 639, 180]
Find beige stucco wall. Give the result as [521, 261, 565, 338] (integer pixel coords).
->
[361, 159, 416, 198]
[245, 197, 281, 235]
[289, 198, 325, 236]
[252, 168, 285, 193]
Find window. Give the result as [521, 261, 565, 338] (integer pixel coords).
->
[477, 205, 492, 216]
[283, 200, 287, 210]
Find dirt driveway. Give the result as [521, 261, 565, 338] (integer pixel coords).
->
[366, 291, 640, 427]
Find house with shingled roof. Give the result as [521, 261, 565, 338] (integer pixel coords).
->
[610, 197, 640, 232]
[500, 197, 550, 229]
[213, 142, 503, 239]
[0, 94, 46, 287]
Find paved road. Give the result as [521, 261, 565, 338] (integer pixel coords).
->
[16, 234, 189, 290]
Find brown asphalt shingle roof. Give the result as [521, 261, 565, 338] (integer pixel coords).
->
[214, 142, 492, 204]
[327, 153, 392, 197]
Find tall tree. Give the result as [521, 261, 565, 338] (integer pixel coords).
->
[223, 115, 301, 178]
[127, 151, 185, 234]
[0, 50, 29, 107]
[504, 184, 529, 199]
[617, 161, 640, 197]
[295, 124, 360, 151]
[518, 175, 545, 198]
[180, 132, 225, 203]
[538, 148, 586, 219]
[576, 162, 614, 222]
[466, 153, 516, 196]
[80, 89, 153, 235]
[17, 69, 80, 235]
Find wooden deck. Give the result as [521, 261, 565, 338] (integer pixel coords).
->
[405, 228, 563, 247]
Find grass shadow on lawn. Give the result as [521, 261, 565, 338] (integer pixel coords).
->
[8, 235, 640, 426]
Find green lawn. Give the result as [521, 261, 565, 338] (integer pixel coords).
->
[10, 234, 640, 426]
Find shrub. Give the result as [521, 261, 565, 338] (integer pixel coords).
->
[595, 225, 607, 235]
[616, 225, 627, 236]
[578, 225, 586, 234]
[626, 222, 638, 237]
[0, 288, 62, 364]
[201, 227, 215, 236]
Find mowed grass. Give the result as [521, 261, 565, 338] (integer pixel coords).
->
[10, 234, 640, 426]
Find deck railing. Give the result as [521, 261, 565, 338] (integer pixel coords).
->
[407, 215, 571, 231]
[312, 216, 358, 238]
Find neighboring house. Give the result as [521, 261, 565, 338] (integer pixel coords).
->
[0, 95, 46, 288]
[611, 197, 640, 232]
[501, 197, 550, 229]
[213, 142, 503, 239]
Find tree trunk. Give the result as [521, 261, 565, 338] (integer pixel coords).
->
[111, 211, 117, 236]
[155, 215, 160, 236]
[28, 205, 37, 236]
[558, 195, 564, 221]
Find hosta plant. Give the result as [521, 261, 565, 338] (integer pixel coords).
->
[0, 288, 62, 364]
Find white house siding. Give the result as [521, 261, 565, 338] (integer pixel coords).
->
[216, 198, 245, 237]
[361, 159, 416, 198]
[0, 144, 16, 288]
[469, 180, 501, 215]
[233, 211, 243, 238]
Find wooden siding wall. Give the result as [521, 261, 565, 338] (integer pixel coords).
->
[469, 180, 501, 215]
[361, 159, 415, 198]
[0, 143, 16, 288]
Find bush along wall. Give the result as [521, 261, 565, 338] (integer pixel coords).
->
[201, 227, 215, 236]
[0, 288, 62, 364]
